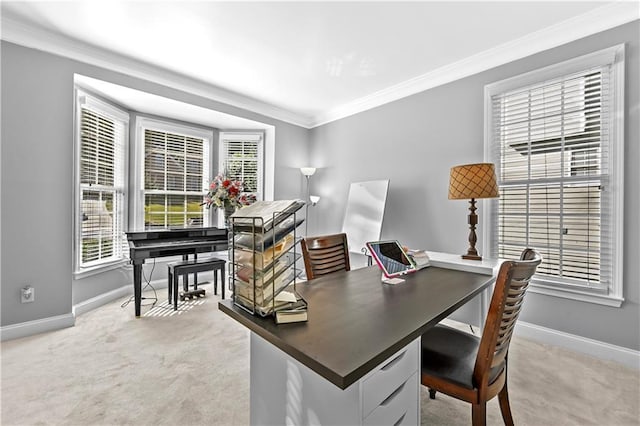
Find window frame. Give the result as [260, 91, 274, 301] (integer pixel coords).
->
[132, 117, 213, 231]
[217, 132, 265, 227]
[483, 44, 625, 307]
[73, 89, 130, 278]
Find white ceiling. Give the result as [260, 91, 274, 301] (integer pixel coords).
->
[1, 1, 638, 128]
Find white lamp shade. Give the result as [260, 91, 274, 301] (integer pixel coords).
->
[310, 195, 320, 205]
[300, 167, 317, 176]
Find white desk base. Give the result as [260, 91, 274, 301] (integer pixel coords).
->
[250, 332, 420, 426]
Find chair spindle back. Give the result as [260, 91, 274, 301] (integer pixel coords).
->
[301, 233, 351, 280]
[474, 249, 542, 386]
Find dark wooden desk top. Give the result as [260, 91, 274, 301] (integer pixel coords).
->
[218, 265, 493, 389]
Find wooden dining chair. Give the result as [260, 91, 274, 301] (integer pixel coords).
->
[301, 233, 351, 280]
[420, 248, 542, 426]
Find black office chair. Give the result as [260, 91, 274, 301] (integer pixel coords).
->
[420, 248, 542, 425]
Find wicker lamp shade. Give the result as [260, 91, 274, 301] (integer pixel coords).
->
[448, 163, 499, 200]
[448, 162, 499, 261]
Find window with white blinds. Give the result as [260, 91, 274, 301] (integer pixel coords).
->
[485, 45, 624, 304]
[219, 132, 264, 199]
[143, 125, 210, 229]
[75, 92, 128, 273]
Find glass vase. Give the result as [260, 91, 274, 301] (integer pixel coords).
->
[222, 205, 236, 228]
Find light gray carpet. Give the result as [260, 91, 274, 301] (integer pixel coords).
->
[2, 284, 638, 426]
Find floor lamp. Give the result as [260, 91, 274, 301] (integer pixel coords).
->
[300, 167, 316, 235]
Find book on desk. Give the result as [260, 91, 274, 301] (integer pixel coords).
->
[275, 307, 308, 324]
[407, 249, 431, 269]
[273, 290, 308, 324]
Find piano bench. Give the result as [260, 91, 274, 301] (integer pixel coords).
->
[167, 257, 226, 310]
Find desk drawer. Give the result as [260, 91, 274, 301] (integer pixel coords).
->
[362, 339, 419, 418]
[363, 372, 418, 426]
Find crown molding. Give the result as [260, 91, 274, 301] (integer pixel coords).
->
[0, 13, 315, 129]
[311, 2, 639, 127]
[2, 3, 637, 130]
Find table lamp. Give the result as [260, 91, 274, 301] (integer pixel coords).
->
[448, 163, 499, 261]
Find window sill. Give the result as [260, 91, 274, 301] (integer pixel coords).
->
[529, 282, 624, 307]
[74, 259, 129, 280]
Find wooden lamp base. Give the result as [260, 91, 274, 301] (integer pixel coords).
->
[462, 198, 482, 261]
[463, 253, 482, 261]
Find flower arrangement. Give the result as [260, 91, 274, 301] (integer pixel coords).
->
[203, 171, 256, 210]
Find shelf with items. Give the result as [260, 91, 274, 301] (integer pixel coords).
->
[228, 200, 307, 319]
[234, 251, 302, 316]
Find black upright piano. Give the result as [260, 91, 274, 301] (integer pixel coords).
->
[126, 227, 228, 317]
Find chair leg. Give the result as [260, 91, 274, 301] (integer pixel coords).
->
[498, 382, 515, 426]
[214, 268, 218, 295]
[428, 388, 437, 399]
[471, 402, 487, 426]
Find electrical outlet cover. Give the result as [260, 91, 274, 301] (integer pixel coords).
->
[21, 287, 34, 303]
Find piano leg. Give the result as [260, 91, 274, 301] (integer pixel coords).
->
[193, 253, 199, 289]
[134, 263, 143, 317]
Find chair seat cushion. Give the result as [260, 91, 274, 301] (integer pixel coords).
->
[421, 324, 481, 389]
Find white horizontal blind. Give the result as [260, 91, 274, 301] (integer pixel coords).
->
[79, 107, 126, 267]
[144, 129, 209, 228]
[490, 65, 612, 290]
[220, 133, 263, 199]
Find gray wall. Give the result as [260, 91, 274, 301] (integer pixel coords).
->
[309, 21, 640, 351]
[3, 22, 638, 351]
[1, 41, 309, 326]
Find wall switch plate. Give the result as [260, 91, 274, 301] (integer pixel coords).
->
[21, 286, 34, 303]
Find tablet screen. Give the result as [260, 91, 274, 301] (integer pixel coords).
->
[366, 240, 417, 278]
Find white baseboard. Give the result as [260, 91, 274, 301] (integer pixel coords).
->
[0, 312, 75, 342]
[1, 279, 169, 341]
[516, 321, 640, 370]
[72, 284, 133, 316]
[74, 278, 168, 317]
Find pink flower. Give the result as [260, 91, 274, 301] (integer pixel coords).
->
[203, 171, 256, 209]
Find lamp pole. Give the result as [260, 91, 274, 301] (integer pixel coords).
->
[300, 167, 316, 236]
[305, 174, 311, 236]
